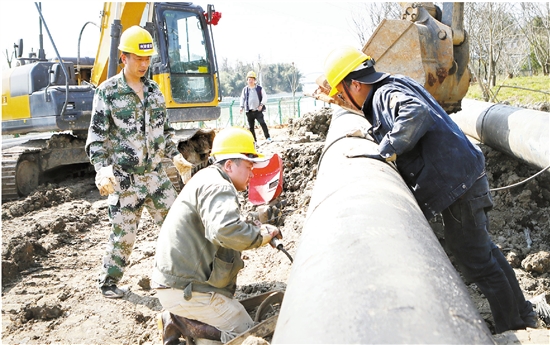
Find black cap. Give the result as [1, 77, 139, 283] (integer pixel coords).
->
[345, 59, 389, 85]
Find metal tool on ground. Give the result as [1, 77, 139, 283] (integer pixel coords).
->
[225, 290, 285, 345]
[270, 237, 293, 263]
[162, 290, 285, 345]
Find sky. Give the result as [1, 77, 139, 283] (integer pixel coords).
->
[1, 1, 364, 82]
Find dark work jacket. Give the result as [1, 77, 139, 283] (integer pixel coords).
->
[362, 74, 485, 219]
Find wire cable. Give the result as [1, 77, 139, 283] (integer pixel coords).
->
[490, 163, 550, 192]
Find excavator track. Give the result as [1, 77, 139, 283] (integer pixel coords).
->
[2, 146, 43, 202]
[2, 152, 22, 201]
[1, 133, 90, 203]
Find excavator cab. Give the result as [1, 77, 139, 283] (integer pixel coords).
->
[150, 3, 221, 122]
[164, 11, 214, 102]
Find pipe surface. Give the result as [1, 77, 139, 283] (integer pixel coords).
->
[451, 99, 550, 171]
[273, 108, 494, 344]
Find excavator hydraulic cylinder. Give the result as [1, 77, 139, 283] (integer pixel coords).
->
[451, 99, 550, 171]
[272, 108, 494, 344]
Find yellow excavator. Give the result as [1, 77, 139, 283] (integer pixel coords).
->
[2, 2, 221, 201]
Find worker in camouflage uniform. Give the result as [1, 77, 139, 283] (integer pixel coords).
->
[85, 25, 191, 298]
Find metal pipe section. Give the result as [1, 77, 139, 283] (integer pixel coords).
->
[273, 108, 494, 344]
[451, 98, 550, 171]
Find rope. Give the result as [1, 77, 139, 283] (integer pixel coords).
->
[317, 132, 382, 173]
[316, 135, 352, 172]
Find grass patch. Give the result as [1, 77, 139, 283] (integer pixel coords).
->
[466, 75, 549, 105]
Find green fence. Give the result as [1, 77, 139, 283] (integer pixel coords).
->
[174, 95, 331, 130]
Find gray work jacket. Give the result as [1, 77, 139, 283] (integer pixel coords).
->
[152, 165, 264, 298]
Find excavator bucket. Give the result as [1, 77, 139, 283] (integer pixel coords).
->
[248, 153, 283, 205]
[363, 3, 470, 114]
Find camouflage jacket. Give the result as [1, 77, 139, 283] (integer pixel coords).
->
[85, 71, 178, 174]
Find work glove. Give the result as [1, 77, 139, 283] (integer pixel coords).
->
[256, 204, 283, 225]
[346, 128, 368, 138]
[173, 154, 193, 184]
[95, 165, 116, 196]
[260, 224, 282, 247]
[345, 128, 397, 162]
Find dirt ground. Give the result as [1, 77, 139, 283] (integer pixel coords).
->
[2, 107, 549, 344]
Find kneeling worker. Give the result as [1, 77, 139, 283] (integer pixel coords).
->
[152, 127, 282, 344]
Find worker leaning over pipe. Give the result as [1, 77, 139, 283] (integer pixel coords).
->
[322, 46, 539, 334]
[151, 127, 282, 345]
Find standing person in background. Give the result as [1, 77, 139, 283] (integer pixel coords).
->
[240, 71, 271, 143]
[321, 46, 538, 334]
[85, 25, 191, 299]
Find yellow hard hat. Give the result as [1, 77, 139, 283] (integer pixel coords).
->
[211, 127, 267, 166]
[246, 71, 257, 79]
[118, 25, 156, 56]
[324, 46, 387, 96]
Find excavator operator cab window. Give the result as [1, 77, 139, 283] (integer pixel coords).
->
[165, 10, 214, 104]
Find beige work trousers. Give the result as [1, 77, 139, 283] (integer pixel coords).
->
[155, 288, 254, 342]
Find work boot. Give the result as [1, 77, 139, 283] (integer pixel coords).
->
[523, 310, 539, 329]
[100, 284, 125, 299]
[170, 314, 221, 341]
[157, 311, 183, 345]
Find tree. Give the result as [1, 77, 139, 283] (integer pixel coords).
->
[288, 62, 299, 115]
[513, 2, 550, 75]
[219, 61, 303, 97]
[465, 3, 517, 88]
[219, 59, 254, 97]
[4, 48, 13, 68]
[350, 2, 401, 46]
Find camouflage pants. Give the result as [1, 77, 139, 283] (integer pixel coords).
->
[98, 170, 177, 287]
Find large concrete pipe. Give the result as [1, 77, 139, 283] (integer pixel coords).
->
[272, 108, 494, 344]
[451, 98, 550, 171]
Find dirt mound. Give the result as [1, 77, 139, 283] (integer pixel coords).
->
[2, 107, 549, 344]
